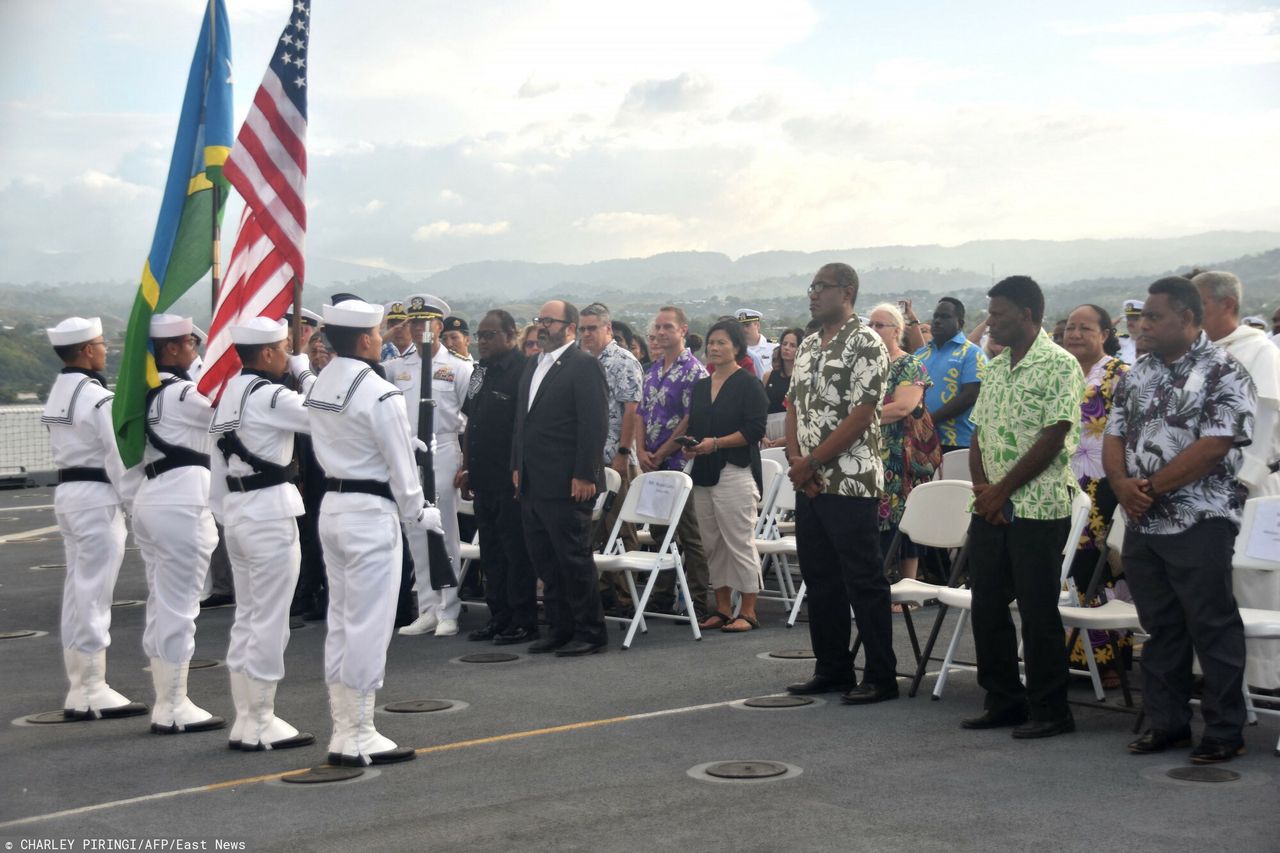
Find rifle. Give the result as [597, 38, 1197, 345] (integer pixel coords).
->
[417, 325, 458, 590]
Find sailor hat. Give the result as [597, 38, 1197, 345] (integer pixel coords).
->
[384, 301, 409, 323]
[735, 308, 763, 323]
[1243, 315, 1267, 330]
[405, 293, 450, 321]
[46, 316, 103, 347]
[443, 315, 469, 334]
[1122, 299, 1144, 315]
[150, 313, 194, 339]
[284, 307, 322, 328]
[322, 300, 385, 329]
[230, 317, 288, 345]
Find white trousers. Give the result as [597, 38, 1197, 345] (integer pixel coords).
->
[321, 509, 401, 691]
[135, 503, 217, 665]
[407, 434, 462, 619]
[225, 517, 300, 682]
[57, 504, 126, 653]
[691, 465, 762, 594]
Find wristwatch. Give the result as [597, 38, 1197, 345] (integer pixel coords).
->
[906, 320, 920, 327]
[618, 447, 632, 456]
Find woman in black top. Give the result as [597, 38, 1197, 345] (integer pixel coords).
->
[687, 319, 769, 632]
[762, 327, 803, 447]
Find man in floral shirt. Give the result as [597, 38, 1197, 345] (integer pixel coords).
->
[965, 276, 1084, 740]
[637, 305, 711, 617]
[784, 263, 897, 704]
[1105, 276, 1255, 764]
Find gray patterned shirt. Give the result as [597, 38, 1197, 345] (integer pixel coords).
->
[597, 340, 644, 463]
[1106, 331, 1256, 534]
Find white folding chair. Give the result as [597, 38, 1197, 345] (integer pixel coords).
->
[874, 480, 975, 675]
[593, 470, 700, 648]
[1231, 497, 1280, 755]
[914, 490, 1091, 700]
[1060, 506, 1144, 705]
[454, 499, 482, 594]
[938, 448, 971, 482]
[761, 447, 796, 535]
[753, 460, 799, 609]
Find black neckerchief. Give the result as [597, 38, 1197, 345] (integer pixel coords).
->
[60, 366, 108, 386]
[156, 365, 192, 382]
[241, 367, 282, 384]
[359, 357, 387, 380]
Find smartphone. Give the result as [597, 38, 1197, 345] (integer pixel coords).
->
[898, 300, 910, 314]
[1001, 500, 1015, 523]
[675, 435, 699, 448]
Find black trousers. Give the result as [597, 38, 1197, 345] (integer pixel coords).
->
[522, 497, 607, 645]
[794, 493, 896, 685]
[1124, 519, 1246, 742]
[969, 515, 1072, 722]
[473, 488, 537, 631]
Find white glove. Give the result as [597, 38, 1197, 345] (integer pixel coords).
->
[414, 504, 444, 535]
[288, 353, 311, 378]
[412, 435, 438, 455]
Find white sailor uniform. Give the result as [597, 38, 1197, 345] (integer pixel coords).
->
[210, 360, 315, 750]
[134, 369, 222, 733]
[43, 368, 146, 719]
[306, 354, 440, 765]
[386, 344, 472, 630]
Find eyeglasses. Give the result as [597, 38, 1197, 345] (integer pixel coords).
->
[534, 316, 568, 327]
[523, 340, 540, 350]
[475, 330, 501, 341]
[807, 282, 845, 297]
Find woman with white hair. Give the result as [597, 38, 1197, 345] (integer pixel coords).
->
[867, 303, 940, 604]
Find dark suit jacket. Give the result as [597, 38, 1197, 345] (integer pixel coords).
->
[512, 341, 609, 499]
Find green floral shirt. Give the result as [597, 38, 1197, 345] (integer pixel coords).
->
[971, 330, 1084, 520]
[787, 315, 887, 498]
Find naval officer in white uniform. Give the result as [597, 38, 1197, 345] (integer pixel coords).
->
[305, 299, 443, 767]
[210, 317, 316, 751]
[43, 317, 147, 721]
[387, 294, 472, 638]
[134, 313, 224, 734]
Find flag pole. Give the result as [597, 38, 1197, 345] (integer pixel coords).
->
[208, 0, 222, 312]
[290, 278, 303, 354]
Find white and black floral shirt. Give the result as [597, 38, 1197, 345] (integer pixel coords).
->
[787, 315, 887, 498]
[1107, 331, 1256, 534]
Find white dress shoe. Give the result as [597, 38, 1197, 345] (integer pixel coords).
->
[397, 611, 439, 636]
[434, 618, 459, 637]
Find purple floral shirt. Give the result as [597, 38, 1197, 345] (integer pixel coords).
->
[639, 349, 708, 470]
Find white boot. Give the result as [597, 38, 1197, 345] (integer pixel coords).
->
[325, 682, 351, 764]
[148, 658, 225, 734]
[62, 648, 86, 717]
[227, 670, 250, 748]
[79, 649, 146, 719]
[241, 676, 314, 751]
[336, 686, 414, 767]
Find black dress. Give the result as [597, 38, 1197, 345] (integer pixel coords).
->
[765, 368, 790, 414]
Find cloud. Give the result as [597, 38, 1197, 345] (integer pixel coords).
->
[412, 220, 511, 241]
[1061, 10, 1280, 70]
[439, 189, 463, 203]
[518, 76, 560, 99]
[575, 211, 694, 234]
[620, 72, 713, 114]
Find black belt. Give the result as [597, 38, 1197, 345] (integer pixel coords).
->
[226, 469, 291, 493]
[57, 467, 110, 484]
[144, 453, 211, 480]
[323, 478, 393, 500]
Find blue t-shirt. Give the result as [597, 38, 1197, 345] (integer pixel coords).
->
[914, 332, 986, 448]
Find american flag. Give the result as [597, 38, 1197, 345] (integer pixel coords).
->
[199, 1, 310, 401]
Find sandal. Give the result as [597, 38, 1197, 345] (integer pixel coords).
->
[721, 614, 761, 633]
[891, 602, 921, 614]
[699, 611, 732, 630]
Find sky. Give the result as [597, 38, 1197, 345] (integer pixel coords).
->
[1, 0, 1278, 284]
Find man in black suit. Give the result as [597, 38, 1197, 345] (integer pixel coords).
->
[513, 299, 610, 656]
